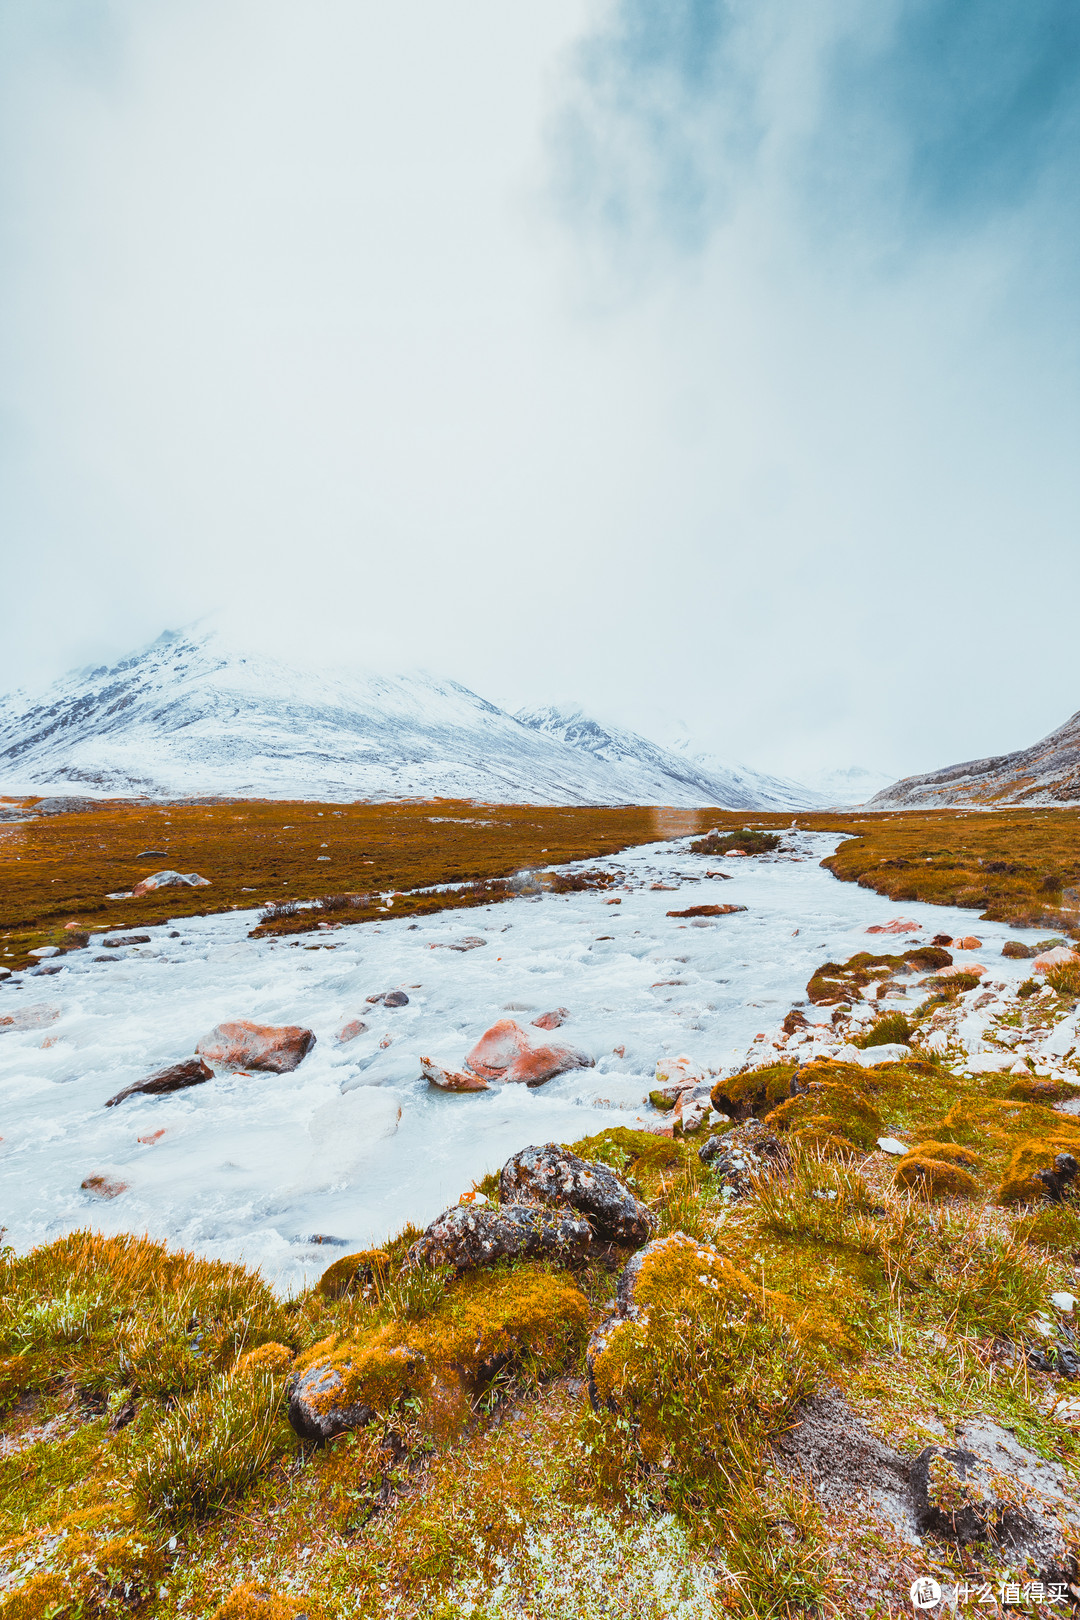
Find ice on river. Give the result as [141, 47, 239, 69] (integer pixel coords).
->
[0, 832, 1046, 1292]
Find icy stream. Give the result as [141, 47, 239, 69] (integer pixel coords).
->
[0, 832, 1048, 1291]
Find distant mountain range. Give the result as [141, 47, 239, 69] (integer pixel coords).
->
[870, 708, 1080, 808]
[0, 629, 832, 809]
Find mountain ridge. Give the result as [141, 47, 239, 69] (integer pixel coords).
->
[870, 707, 1080, 808]
[0, 629, 825, 809]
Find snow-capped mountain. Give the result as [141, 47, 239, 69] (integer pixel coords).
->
[870, 708, 1080, 809]
[0, 629, 825, 808]
[515, 705, 829, 811]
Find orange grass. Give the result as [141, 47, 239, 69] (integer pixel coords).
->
[3, 800, 1078, 971]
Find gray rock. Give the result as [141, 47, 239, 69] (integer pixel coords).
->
[909, 1415, 1080, 1573]
[500, 1143, 654, 1247]
[105, 1056, 214, 1107]
[698, 1117, 785, 1197]
[102, 933, 152, 948]
[288, 1347, 418, 1441]
[406, 1202, 592, 1272]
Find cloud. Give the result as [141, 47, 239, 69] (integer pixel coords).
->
[0, 1, 1078, 787]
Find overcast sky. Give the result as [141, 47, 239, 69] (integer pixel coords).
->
[1, 0, 1078, 785]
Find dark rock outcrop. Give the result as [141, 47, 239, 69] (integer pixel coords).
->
[499, 1143, 654, 1246]
[406, 1202, 591, 1271]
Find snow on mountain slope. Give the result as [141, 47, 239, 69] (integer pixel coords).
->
[870, 708, 1080, 809]
[516, 705, 828, 811]
[0, 630, 817, 807]
[798, 765, 898, 806]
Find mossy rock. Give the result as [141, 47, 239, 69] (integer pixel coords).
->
[1002, 940, 1034, 960]
[648, 1089, 677, 1112]
[765, 1077, 882, 1152]
[1006, 1076, 1074, 1105]
[211, 1584, 318, 1620]
[998, 1133, 1080, 1204]
[317, 1247, 390, 1301]
[0, 1572, 74, 1620]
[232, 1341, 293, 1378]
[589, 1233, 807, 1489]
[711, 1064, 795, 1120]
[895, 1151, 978, 1198]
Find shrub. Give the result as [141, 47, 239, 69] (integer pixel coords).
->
[755, 1151, 880, 1251]
[853, 1011, 912, 1049]
[1046, 962, 1080, 998]
[690, 828, 781, 856]
[1015, 1202, 1080, 1254]
[131, 1371, 291, 1524]
[1018, 978, 1040, 999]
[0, 1231, 289, 1398]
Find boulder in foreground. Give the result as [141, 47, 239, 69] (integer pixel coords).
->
[406, 1202, 592, 1271]
[196, 1020, 316, 1074]
[500, 1143, 654, 1245]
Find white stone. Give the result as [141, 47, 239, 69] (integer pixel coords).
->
[846, 1042, 911, 1067]
[28, 946, 60, 958]
[1051, 1292, 1076, 1314]
[877, 1137, 909, 1156]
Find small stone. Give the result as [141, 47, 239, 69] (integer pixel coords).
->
[102, 933, 152, 948]
[28, 946, 60, 958]
[876, 1136, 909, 1156]
[335, 1018, 367, 1043]
[532, 1007, 570, 1030]
[1051, 1292, 1076, 1314]
[421, 1057, 488, 1092]
[81, 1174, 128, 1200]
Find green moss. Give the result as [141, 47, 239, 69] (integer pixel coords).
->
[710, 1063, 795, 1119]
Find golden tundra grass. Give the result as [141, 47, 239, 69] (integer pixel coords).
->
[3, 798, 1079, 971]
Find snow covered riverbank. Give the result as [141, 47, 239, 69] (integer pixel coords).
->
[0, 832, 1057, 1291]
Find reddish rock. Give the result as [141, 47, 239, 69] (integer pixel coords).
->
[666, 904, 747, 919]
[464, 1019, 530, 1078]
[954, 936, 983, 950]
[106, 1056, 213, 1107]
[335, 1019, 368, 1044]
[464, 1018, 593, 1087]
[1034, 946, 1080, 973]
[934, 962, 987, 980]
[195, 1020, 316, 1074]
[504, 1041, 594, 1087]
[422, 1057, 488, 1092]
[866, 918, 920, 935]
[532, 1008, 570, 1030]
[82, 1174, 127, 1200]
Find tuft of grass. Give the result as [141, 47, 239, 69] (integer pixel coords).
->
[131, 1371, 290, 1525]
[852, 1010, 912, 1048]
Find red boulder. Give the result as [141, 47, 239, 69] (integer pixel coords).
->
[196, 1020, 316, 1074]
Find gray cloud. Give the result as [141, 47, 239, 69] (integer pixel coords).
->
[0, 1, 1077, 789]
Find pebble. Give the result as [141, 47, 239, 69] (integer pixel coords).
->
[1051, 1292, 1076, 1314]
[876, 1136, 909, 1156]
